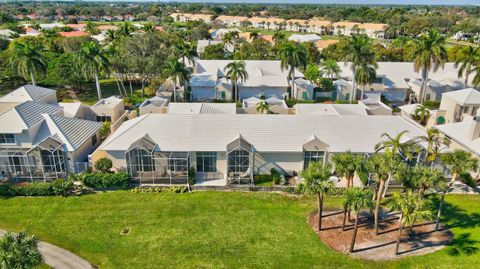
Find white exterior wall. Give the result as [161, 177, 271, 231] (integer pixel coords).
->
[191, 87, 219, 101]
[439, 96, 461, 123]
[91, 102, 124, 122]
[254, 152, 304, 175]
[38, 93, 58, 105]
[139, 105, 167, 115]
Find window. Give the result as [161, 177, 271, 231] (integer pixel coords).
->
[228, 149, 250, 173]
[304, 151, 325, 169]
[196, 152, 217, 172]
[96, 116, 111, 122]
[91, 135, 97, 147]
[0, 134, 16, 144]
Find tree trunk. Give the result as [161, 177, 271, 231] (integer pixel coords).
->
[173, 77, 177, 102]
[435, 172, 457, 231]
[342, 209, 347, 231]
[30, 71, 36, 86]
[141, 79, 145, 98]
[290, 66, 296, 99]
[419, 67, 429, 104]
[395, 213, 404, 255]
[317, 192, 323, 231]
[351, 66, 356, 104]
[375, 179, 385, 235]
[94, 71, 101, 100]
[349, 211, 359, 253]
[465, 69, 470, 88]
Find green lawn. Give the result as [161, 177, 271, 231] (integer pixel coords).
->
[0, 192, 478, 268]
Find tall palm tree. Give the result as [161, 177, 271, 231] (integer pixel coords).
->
[9, 42, 46, 86]
[222, 31, 239, 53]
[332, 152, 364, 189]
[249, 30, 260, 40]
[273, 31, 286, 44]
[301, 162, 334, 231]
[366, 153, 399, 235]
[279, 42, 307, 99]
[104, 29, 118, 47]
[387, 191, 432, 255]
[344, 188, 374, 252]
[454, 45, 479, 88]
[75, 41, 110, 100]
[319, 59, 341, 80]
[417, 128, 450, 165]
[340, 35, 376, 103]
[118, 22, 135, 37]
[414, 105, 431, 125]
[0, 231, 42, 269]
[355, 62, 377, 100]
[410, 29, 447, 104]
[175, 40, 197, 66]
[256, 100, 269, 114]
[164, 58, 191, 102]
[436, 150, 478, 230]
[223, 60, 248, 102]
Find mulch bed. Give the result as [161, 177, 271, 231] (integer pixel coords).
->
[309, 210, 452, 260]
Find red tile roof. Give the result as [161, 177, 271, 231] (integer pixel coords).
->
[59, 31, 89, 37]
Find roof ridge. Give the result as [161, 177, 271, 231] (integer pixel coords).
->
[44, 114, 75, 150]
[101, 113, 151, 149]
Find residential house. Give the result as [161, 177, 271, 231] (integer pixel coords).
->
[286, 19, 309, 32]
[359, 23, 388, 38]
[333, 22, 360, 36]
[92, 113, 426, 185]
[91, 96, 125, 123]
[293, 103, 368, 116]
[436, 112, 480, 158]
[167, 103, 236, 114]
[188, 59, 310, 101]
[0, 101, 102, 181]
[307, 20, 331, 34]
[197, 40, 223, 55]
[438, 88, 480, 124]
[242, 97, 290, 114]
[59, 102, 96, 121]
[0, 85, 57, 106]
[288, 34, 322, 43]
[58, 31, 89, 38]
[139, 97, 169, 115]
[215, 16, 249, 27]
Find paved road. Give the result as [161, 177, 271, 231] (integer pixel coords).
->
[0, 229, 96, 269]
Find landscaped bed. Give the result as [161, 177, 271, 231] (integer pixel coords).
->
[0, 192, 478, 268]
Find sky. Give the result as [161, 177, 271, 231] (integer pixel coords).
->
[128, 0, 479, 5]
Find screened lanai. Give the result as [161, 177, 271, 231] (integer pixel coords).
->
[227, 135, 254, 185]
[0, 137, 67, 182]
[126, 136, 190, 185]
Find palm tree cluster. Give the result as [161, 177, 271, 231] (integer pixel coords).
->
[0, 231, 42, 269]
[301, 127, 478, 255]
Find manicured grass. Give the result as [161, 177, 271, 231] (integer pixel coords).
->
[0, 192, 478, 268]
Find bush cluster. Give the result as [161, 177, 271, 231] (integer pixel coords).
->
[80, 172, 130, 189]
[0, 179, 75, 197]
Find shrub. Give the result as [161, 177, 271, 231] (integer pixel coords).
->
[0, 232, 42, 269]
[459, 172, 477, 188]
[0, 184, 15, 197]
[81, 172, 130, 189]
[52, 179, 74, 196]
[94, 158, 113, 173]
[14, 183, 54, 196]
[270, 168, 282, 185]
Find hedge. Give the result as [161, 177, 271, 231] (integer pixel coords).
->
[0, 179, 74, 197]
[80, 172, 130, 189]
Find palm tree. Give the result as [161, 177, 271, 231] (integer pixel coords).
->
[414, 105, 431, 125]
[164, 58, 191, 102]
[355, 62, 377, 100]
[454, 45, 479, 88]
[375, 130, 419, 161]
[104, 29, 118, 47]
[223, 60, 248, 102]
[249, 30, 260, 40]
[222, 31, 239, 53]
[340, 35, 376, 103]
[273, 31, 286, 44]
[279, 42, 307, 99]
[85, 20, 98, 35]
[300, 162, 334, 231]
[9, 42, 46, 86]
[118, 22, 135, 37]
[387, 191, 432, 255]
[436, 150, 478, 230]
[410, 29, 447, 104]
[75, 41, 110, 100]
[344, 188, 374, 252]
[319, 59, 341, 80]
[474, 65, 480, 88]
[0, 231, 42, 269]
[332, 152, 364, 189]
[256, 100, 269, 114]
[143, 23, 155, 33]
[417, 128, 450, 165]
[366, 153, 398, 235]
[175, 40, 197, 66]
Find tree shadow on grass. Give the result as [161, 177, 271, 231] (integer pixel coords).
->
[447, 233, 479, 256]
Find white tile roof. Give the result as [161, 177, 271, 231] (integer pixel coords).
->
[59, 102, 90, 118]
[34, 114, 102, 151]
[0, 101, 63, 133]
[139, 97, 169, 108]
[100, 113, 426, 153]
[288, 34, 322, 43]
[92, 96, 123, 108]
[191, 60, 304, 88]
[436, 119, 480, 156]
[0, 85, 56, 103]
[442, 88, 480, 106]
[167, 103, 236, 114]
[294, 104, 368, 116]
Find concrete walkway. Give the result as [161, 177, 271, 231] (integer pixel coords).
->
[0, 229, 96, 269]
